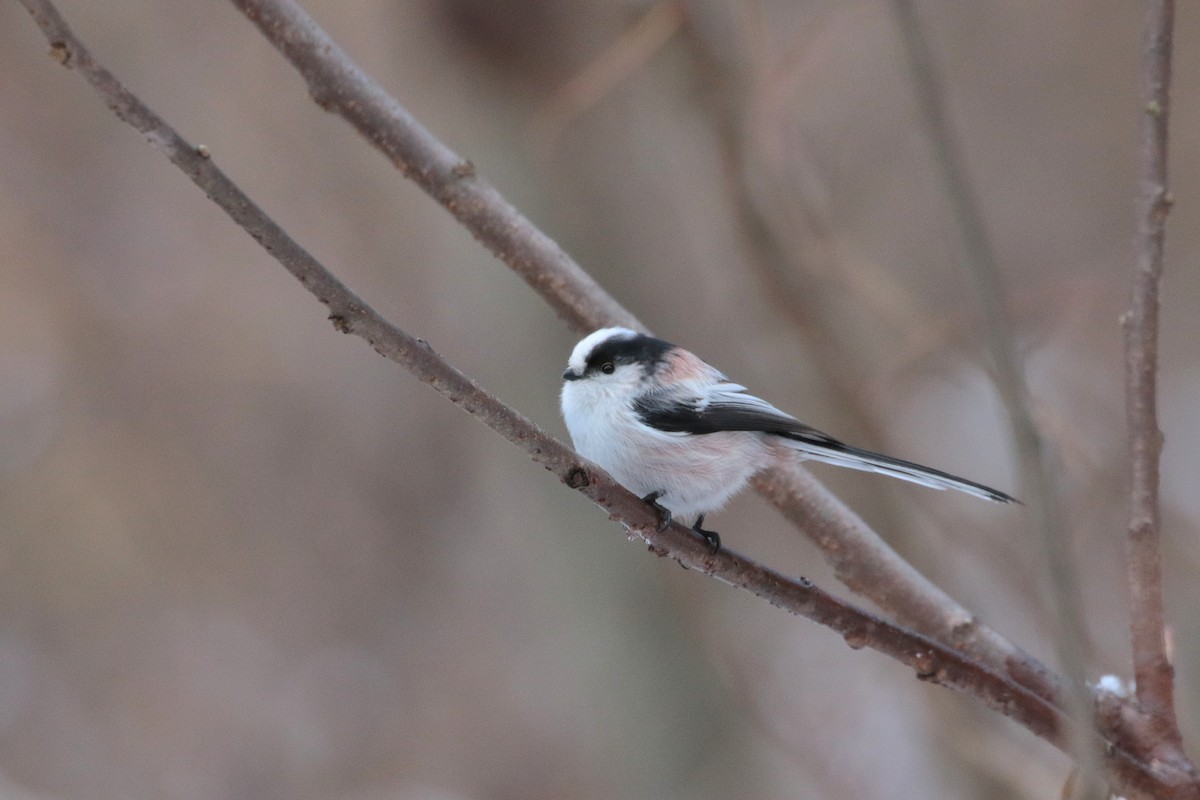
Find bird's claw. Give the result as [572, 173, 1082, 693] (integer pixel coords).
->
[642, 494, 721, 554]
[692, 515, 721, 555]
[642, 491, 672, 532]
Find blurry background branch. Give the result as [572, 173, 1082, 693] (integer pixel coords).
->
[889, 0, 1100, 789]
[229, 0, 1062, 713]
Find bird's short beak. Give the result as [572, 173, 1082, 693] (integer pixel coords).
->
[562, 369, 581, 381]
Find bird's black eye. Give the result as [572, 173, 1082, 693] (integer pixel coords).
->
[599, 361, 615, 375]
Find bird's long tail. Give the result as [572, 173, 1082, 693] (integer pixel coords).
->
[781, 437, 1018, 504]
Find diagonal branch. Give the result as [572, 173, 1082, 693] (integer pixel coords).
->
[240, 0, 639, 336]
[227, 0, 1063, 711]
[1125, 0, 1180, 751]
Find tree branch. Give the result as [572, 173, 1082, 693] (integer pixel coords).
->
[1125, 0, 1180, 751]
[12, 0, 1085, 765]
[226, 0, 1065, 712]
[234, 0, 638, 336]
[13, 1, 1197, 795]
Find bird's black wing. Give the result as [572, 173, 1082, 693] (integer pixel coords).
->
[634, 383, 836, 441]
[634, 383, 1018, 504]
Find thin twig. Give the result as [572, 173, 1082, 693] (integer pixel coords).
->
[227, 0, 1064, 711]
[530, 0, 685, 151]
[1125, 0, 1180, 752]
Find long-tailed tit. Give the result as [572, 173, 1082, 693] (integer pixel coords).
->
[561, 327, 1017, 552]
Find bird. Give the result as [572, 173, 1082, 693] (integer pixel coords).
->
[560, 327, 1017, 553]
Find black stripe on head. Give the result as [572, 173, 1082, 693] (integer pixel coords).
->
[586, 331, 674, 374]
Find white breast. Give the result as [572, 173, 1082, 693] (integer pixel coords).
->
[561, 378, 770, 519]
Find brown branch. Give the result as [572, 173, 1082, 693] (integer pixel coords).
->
[13, 1, 1200, 796]
[226, 0, 1066, 712]
[257, 9, 639, 336]
[1124, 0, 1181, 752]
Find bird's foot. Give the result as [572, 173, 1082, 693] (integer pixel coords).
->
[692, 514, 721, 555]
[641, 491, 672, 532]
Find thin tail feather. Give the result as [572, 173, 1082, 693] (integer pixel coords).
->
[781, 437, 1018, 504]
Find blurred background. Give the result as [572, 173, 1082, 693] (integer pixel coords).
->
[1, 1, 1198, 798]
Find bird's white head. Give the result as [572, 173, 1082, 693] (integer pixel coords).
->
[564, 327, 631, 375]
[560, 327, 674, 418]
[561, 326, 673, 384]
